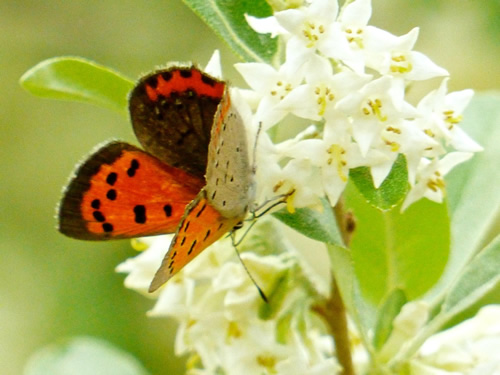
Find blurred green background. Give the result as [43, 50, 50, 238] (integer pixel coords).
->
[1, 1, 499, 374]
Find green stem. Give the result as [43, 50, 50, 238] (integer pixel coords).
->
[314, 280, 355, 375]
[313, 198, 355, 375]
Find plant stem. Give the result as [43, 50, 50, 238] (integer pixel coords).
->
[314, 198, 356, 375]
[315, 280, 355, 375]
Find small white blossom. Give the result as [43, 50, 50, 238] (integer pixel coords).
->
[336, 76, 418, 156]
[402, 152, 473, 210]
[371, 119, 439, 187]
[278, 54, 372, 120]
[412, 305, 500, 374]
[366, 27, 448, 80]
[416, 79, 483, 153]
[235, 42, 307, 129]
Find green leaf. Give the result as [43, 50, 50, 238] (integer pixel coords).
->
[428, 93, 500, 300]
[344, 182, 450, 305]
[273, 198, 343, 245]
[349, 154, 409, 211]
[24, 336, 149, 375]
[181, 0, 278, 63]
[389, 235, 500, 368]
[373, 289, 407, 350]
[20, 57, 134, 114]
[327, 244, 375, 351]
[442, 234, 500, 316]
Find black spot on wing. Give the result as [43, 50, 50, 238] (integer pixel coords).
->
[180, 69, 192, 78]
[161, 71, 173, 82]
[91, 199, 101, 209]
[201, 74, 217, 87]
[133, 205, 147, 224]
[102, 223, 114, 232]
[164, 204, 172, 217]
[127, 159, 139, 177]
[187, 240, 197, 255]
[93, 211, 105, 222]
[106, 189, 117, 200]
[106, 172, 117, 185]
[196, 203, 206, 217]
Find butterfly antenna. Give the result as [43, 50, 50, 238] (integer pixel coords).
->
[230, 232, 269, 303]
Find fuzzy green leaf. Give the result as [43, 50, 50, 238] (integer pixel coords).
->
[344, 182, 450, 305]
[327, 244, 375, 350]
[428, 93, 500, 299]
[20, 57, 134, 114]
[443, 235, 500, 316]
[373, 289, 407, 350]
[273, 198, 343, 245]
[349, 154, 409, 211]
[181, 0, 278, 63]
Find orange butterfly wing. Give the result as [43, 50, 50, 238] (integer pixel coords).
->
[149, 192, 241, 292]
[59, 141, 204, 240]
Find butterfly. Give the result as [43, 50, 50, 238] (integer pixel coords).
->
[58, 66, 254, 292]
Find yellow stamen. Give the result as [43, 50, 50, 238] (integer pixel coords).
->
[424, 129, 435, 137]
[286, 190, 296, 214]
[390, 53, 413, 74]
[328, 144, 348, 181]
[364, 98, 388, 122]
[131, 238, 149, 251]
[226, 321, 242, 342]
[257, 354, 277, 373]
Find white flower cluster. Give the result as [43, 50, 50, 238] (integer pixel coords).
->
[117, 1, 488, 374]
[382, 302, 500, 375]
[236, 0, 482, 211]
[117, 220, 341, 374]
[413, 305, 500, 374]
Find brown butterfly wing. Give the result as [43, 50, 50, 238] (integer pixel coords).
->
[205, 87, 254, 219]
[149, 191, 241, 292]
[129, 67, 226, 178]
[59, 141, 204, 240]
[148, 88, 254, 292]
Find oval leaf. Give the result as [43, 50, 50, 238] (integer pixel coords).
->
[20, 57, 134, 114]
[272, 198, 343, 245]
[24, 336, 149, 375]
[182, 0, 277, 63]
[428, 93, 500, 299]
[443, 235, 500, 317]
[344, 182, 450, 305]
[373, 288, 407, 350]
[349, 154, 409, 211]
[327, 244, 375, 350]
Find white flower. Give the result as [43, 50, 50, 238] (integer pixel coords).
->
[119, 219, 338, 375]
[336, 76, 418, 156]
[417, 78, 483, 153]
[401, 152, 473, 210]
[278, 54, 372, 121]
[370, 119, 439, 187]
[336, 0, 400, 73]
[116, 235, 172, 295]
[412, 305, 500, 374]
[378, 301, 431, 361]
[247, 0, 358, 70]
[365, 27, 448, 80]
[235, 42, 308, 129]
